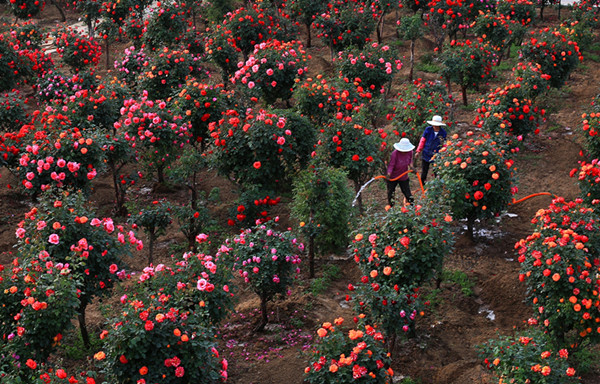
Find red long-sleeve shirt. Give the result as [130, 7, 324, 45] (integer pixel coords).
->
[387, 150, 413, 181]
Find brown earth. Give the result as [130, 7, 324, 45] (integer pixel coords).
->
[1, 3, 600, 384]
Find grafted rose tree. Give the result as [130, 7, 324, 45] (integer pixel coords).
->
[141, 2, 191, 50]
[440, 39, 498, 105]
[471, 12, 526, 65]
[0, 90, 28, 131]
[473, 83, 545, 143]
[232, 39, 309, 106]
[516, 197, 600, 347]
[15, 191, 142, 348]
[315, 114, 384, 211]
[304, 318, 394, 383]
[127, 199, 172, 265]
[496, 0, 535, 27]
[313, 0, 377, 57]
[99, 295, 228, 383]
[288, 0, 327, 47]
[204, 26, 240, 81]
[397, 13, 424, 82]
[173, 81, 229, 150]
[115, 93, 190, 184]
[209, 108, 315, 191]
[350, 202, 454, 344]
[294, 75, 361, 126]
[520, 27, 583, 89]
[9, 0, 45, 19]
[427, 132, 517, 239]
[334, 43, 402, 97]
[223, 4, 294, 59]
[510, 61, 552, 99]
[0, 257, 78, 375]
[53, 27, 102, 72]
[225, 224, 303, 331]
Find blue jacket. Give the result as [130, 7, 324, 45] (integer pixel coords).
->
[420, 126, 447, 162]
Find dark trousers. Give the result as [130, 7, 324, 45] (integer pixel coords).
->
[421, 160, 432, 183]
[387, 179, 413, 206]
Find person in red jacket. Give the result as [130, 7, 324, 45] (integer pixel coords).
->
[387, 138, 415, 206]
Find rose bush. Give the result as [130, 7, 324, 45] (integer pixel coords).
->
[516, 197, 600, 346]
[224, 223, 302, 330]
[478, 327, 579, 384]
[580, 111, 600, 159]
[53, 27, 102, 71]
[427, 132, 517, 238]
[232, 39, 309, 105]
[304, 317, 393, 383]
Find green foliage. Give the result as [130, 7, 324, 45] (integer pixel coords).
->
[9, 0, 45, 19]
[53, 27, 102, 71]
[204, 26, 240, 81]
[291, 165, 354, 255]
[496, 0, 536, 26]
[0, 39, 23, 92]
[397, 13, 424, 42]
[442, 269, 475, 296]
[310, 264, 342, 296]
[170, 202, 215, 251]
[478, 327, 579, 384]
[127, 199, 172, 264]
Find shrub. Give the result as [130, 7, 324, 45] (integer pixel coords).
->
[304, 318, 393, 383]
[9, 0, 45, 19]
[427, 132, 517, 238]
[204, 26, 240, 80]
[0, 37, 24, 92]
[291, 165, 353, 277]
[313, 0, 377, 56]
[100, 296, 228, 384]
[520, 27, 583, 89]
[228, 187, 281, 228]
[474, 83, 546, 141]
[571, 160, 600, 204]
[129, 235, 233, 326]
[580, 111, 600, 159]
[496, 0, 536, 26]
[15, 191, 142, 346]
[0, 258, 78, 374]
[294, 75, 361, 126]
[478, 327, 579, 384]
[53, 28, 102, 71]
[515, 197, 600, 346]
[0, 90, 28, 131]
[209, 108, 315, 191]
[226, 224, 303, 330]
[36, 70, 98, 103]
[334, 43, 402, 96]
[440, 39, 498, 105]
[113, 46, 148, 86]
[232, 39, 309, 105]
[510, 61, 552, 99]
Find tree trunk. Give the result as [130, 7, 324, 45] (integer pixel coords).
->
[306, 23, 312, 48]
[467, 215, 474, 241]
[148, 234, 155, 265]
[409, 40, 415, 82]
[78, 303, 90, 349]
[255, 296, 268, 332]
[309, 234, 315, 279]
[105, 39, 110, 70]
[51, 0, 67, 22]
[461, 84, 468, 106]
[376, 14, 385, 44]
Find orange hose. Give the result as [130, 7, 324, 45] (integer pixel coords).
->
[510, 192, 556, 205]
[381, 170, 425, 194]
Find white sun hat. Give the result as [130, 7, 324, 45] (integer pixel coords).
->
[393, 138, 415, 152]
[426, 115, 447, 126]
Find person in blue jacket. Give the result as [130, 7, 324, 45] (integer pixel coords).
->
[415, 115, 447, 183]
